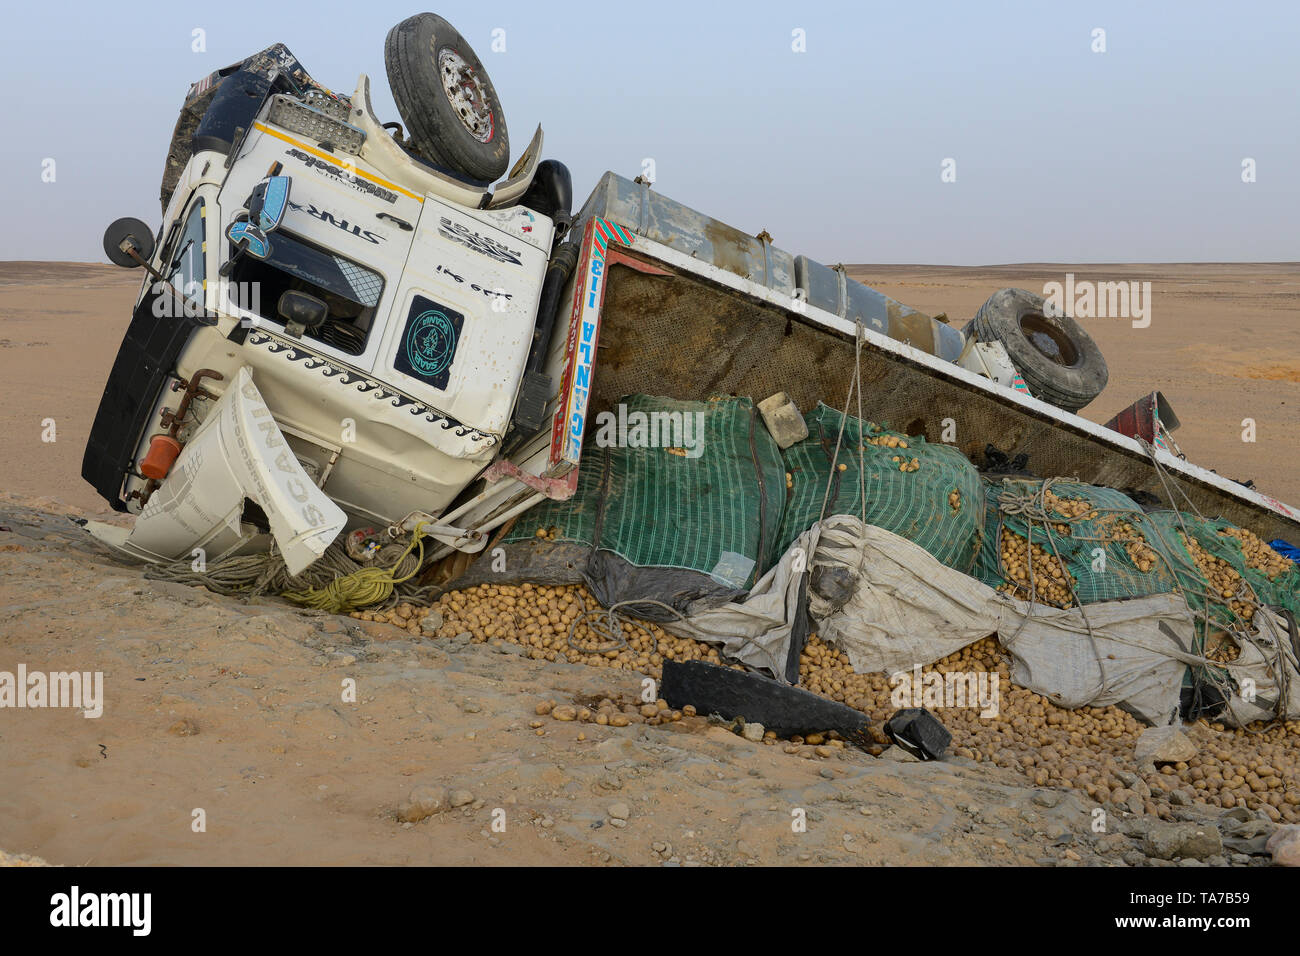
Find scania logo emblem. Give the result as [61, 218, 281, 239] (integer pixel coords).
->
[404, 310, 457, 377]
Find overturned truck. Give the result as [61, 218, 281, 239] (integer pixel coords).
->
[83, 15, 1300, 729]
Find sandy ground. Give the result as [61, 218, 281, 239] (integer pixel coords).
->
[0, 495, 1208, 867]
[0, 261, 1295, 866]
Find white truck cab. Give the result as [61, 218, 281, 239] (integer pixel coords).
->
[86, 42, 568, 573]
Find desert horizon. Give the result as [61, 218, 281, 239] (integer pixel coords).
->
[4, 260, 1295, 512]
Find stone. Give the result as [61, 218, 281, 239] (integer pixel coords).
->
[1169, 789, 1193, 807]
[757, 392, 809, 449]
[608, 802, 631, 821]
[1134, 725, 1197, 769]
[741, 721, 765, 743]
[1044, 825, 1074, 846]
[1266, 825, 1300, 867]
[1220, 816, 1276, 855]
[397, 786, 449, 823]
[1030, 790, 1061, 808]
[168, 718, 199, 736]
[419, 610, 443, 634]
[882, 744, 920, 763]
[449, 789, 475, 808]
[1119, 815, 1154, 839]
[1142, 822, 1222, 861]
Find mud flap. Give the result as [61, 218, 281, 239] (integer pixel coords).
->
[84, 367, 345, 575]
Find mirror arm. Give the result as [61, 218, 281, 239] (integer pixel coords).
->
[122, 242, 170, 285]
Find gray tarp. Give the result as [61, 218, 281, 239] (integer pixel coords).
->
[674, 514, 1300, 727]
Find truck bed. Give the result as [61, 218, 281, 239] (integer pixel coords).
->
[511, 172, 1300, 546]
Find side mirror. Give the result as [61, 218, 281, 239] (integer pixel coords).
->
[278, 290, 328, 338]
[226, 173, 292, 263]
[249, 174, 291, 234]
[103, 217, 157, 268]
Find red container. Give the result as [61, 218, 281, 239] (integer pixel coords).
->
[140, 435, 182, 480]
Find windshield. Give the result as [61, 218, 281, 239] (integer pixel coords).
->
[228, 228, 384, 356]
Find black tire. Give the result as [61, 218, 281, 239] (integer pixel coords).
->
[384, 13, 509, 183]
[967, 287, 1108, 412]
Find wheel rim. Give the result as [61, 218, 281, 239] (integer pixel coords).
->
[437, 47, 495, 143]
[1019, 311, 1081, 368]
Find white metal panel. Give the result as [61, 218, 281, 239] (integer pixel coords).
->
[373, 194, 550, 436]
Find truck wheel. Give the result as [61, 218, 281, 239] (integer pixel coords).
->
[968, 288, 1108, 412]
[384, 13, 510, 183]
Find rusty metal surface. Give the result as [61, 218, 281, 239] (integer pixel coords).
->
[577, 172, 963, 362]
[593, 263, 859, 417]
[593, 266, 1300, 544]
[577, 173, 798, 295]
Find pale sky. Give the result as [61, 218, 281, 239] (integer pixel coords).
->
[1, 0, 1296, 263]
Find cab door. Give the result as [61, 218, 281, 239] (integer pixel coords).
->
[374, 196, 551, 437]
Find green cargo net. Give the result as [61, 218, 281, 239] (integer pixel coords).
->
[777, 403, 987, 574]
[973, 478, 1181, 608]
[974, 477, 1300, 714]
[504, 394, 785, 589]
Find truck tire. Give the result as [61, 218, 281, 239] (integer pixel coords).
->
[968, 287, 1108, 413]
[384, 13, 510, 183]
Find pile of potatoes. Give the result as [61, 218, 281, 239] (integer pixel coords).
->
[355, 582, 732, 675]
[997, 528, 1078, 608]
[1203, 630, 1242, 664]
[863, 433, 909, 451]
[1180, 532, 1259, 623]
[354, 582, 1299, 824]
[801, 632, 1300, 824]
[859, 427, 921, 472]
[1044, 489, 1096, 520]
[1111, 519, 1160, 572]
[1220, 526, 1294, 581]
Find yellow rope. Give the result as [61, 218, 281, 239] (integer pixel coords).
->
[281, 523, 429, 614]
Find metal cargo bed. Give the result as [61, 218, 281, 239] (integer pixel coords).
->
[442, 172, 1300, 554]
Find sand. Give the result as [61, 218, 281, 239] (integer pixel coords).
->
[0, 261, 1296, 866]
